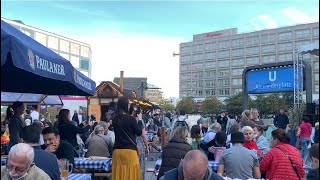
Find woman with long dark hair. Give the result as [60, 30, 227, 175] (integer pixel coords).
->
[57, 109, 92, 147]
[112, 96, 143, 180]
[7, 101, 26, 151]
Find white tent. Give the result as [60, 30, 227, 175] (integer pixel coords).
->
[297, 42, 319, 56]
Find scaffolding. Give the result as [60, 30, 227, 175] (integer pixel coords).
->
[293, 49, 304, 109]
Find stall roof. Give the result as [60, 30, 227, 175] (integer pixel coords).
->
[1, 92, 63, 105]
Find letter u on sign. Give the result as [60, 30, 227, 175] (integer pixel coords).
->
[269, 71, 276, 82]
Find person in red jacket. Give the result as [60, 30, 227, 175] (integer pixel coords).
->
[260, 129, 304, 180]
[241, 126, 261, 157]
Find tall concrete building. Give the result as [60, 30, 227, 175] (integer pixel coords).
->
[2, 17, 92, 77]
[179, 22, 319, 100]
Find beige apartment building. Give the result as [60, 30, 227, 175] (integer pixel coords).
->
[179, 22, 319, 100]
[2, 17, 92, 78]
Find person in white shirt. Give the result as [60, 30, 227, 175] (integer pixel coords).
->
[30, 107, 40, 122]
[78, 109, 83, 125]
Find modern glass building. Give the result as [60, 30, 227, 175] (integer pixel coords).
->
[179, 22, 319, 100]
[2, 17, 92, 78]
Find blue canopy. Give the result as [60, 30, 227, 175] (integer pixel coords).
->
[1, 20, 96, 96]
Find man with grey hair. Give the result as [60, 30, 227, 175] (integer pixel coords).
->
[1, 143, 51, 180]
[85, 124, 113, 157]
[159, 150, 224, 180]
[98, 121, 115, 144]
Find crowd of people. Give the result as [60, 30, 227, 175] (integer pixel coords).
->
[0, 99, 319, 180]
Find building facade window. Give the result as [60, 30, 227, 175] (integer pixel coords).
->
[278, 42, 293, 52]
[232, 58, 245, 66]
[219, 70, 230, 77]
[205, 61, 216, 69]
[225, 89, 230, 95]
[219, 90, 224, 95]
[232, 79, 242, 86]
[70, 55, 79, 67]
[315, 73, 319, 82]
[261, 44, 276, 53]
[192, 54, 204, 61]
[233, 89, 243, 94]
[295, 29, 310, 38]
[181, 55, 191, 63]
[192, 72, 203, 79]
[295, 40, 311, 48]
[48, 36, 59, 50]
[80, 58, 90, 70]
[278, 32, 292, 41]
[246, 47, 259, 55]
[218, 41, 230, 49]
[218, 60, 230, 68]
[205, 71, 216, 78]
[313, 28, 319, 37]
[35, 32, 47, 46]
[59, 52, 69, 61]
[205, 42, 217, 51]
[205, 52, 216, 60]
[262, 55, 276, 63]
[231, 38, 245, 47]
[217, 50, 230, 59]
[231, 48, 245, 57]
[181, 73, 191, 80]
[314, 62, 319, 70]
[278, 53, 293, 62]
[71, 43, 80, 55]
[246, 36, 260, 45]
[218, 79, 230, 86]
[261, 34, 276, 43]
[193, 44, 204, 52]
[59, 39, 70, 53]
[315, 85, 319, 92]
[232, 68, 243, 76]
[246, 57, 260, 65]
[192, 63, 203, 70]
[81, 46, 89, 57]
[181, 65, 191, 71]
[205, 80, 215, 87]
[181, 46, 191, 54]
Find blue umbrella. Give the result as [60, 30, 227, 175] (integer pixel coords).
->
[1, 20, 96, 96]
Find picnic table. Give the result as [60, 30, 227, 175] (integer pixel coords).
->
[74, 157, 112, 172]
[68, 173, 92, 180]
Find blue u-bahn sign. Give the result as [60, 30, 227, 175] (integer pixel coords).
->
[246, 67, 302, 94]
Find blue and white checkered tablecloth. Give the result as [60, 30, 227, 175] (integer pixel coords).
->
[74, 158, 112, 172]
[146, 133, 154, 141]
[154, 159, 218, 174]
[68, 173, 92, 180]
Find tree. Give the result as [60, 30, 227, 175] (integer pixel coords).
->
[176, 97, 197, 114]
[224, 93, 255, 117]
[282, 92, 294, 109]
[201, 96, 224, 115]
[158, 98, 175, 112]
[254, 94, 287, 117]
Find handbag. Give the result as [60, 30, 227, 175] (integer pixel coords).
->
[275, 147, 301, 180]
[120, 125, 141, 157]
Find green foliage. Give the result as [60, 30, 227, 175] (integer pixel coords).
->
[224, 93, 255, 117]
[176, 97, 198, 114]
[254, 94, 288, 117]
[287, 105, 306, 133]
[158, 98, 175, 112]
[201, 96, 225, 115]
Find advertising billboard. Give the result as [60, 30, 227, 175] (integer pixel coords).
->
[246, 67, 302, 94]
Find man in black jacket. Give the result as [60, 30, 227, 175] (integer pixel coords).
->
[273, 108, 289, 129]
[159, 150, 224, 180]
[42, 126, 74, 164]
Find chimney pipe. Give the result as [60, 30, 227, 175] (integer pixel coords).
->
[120, 71, 124, 92]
